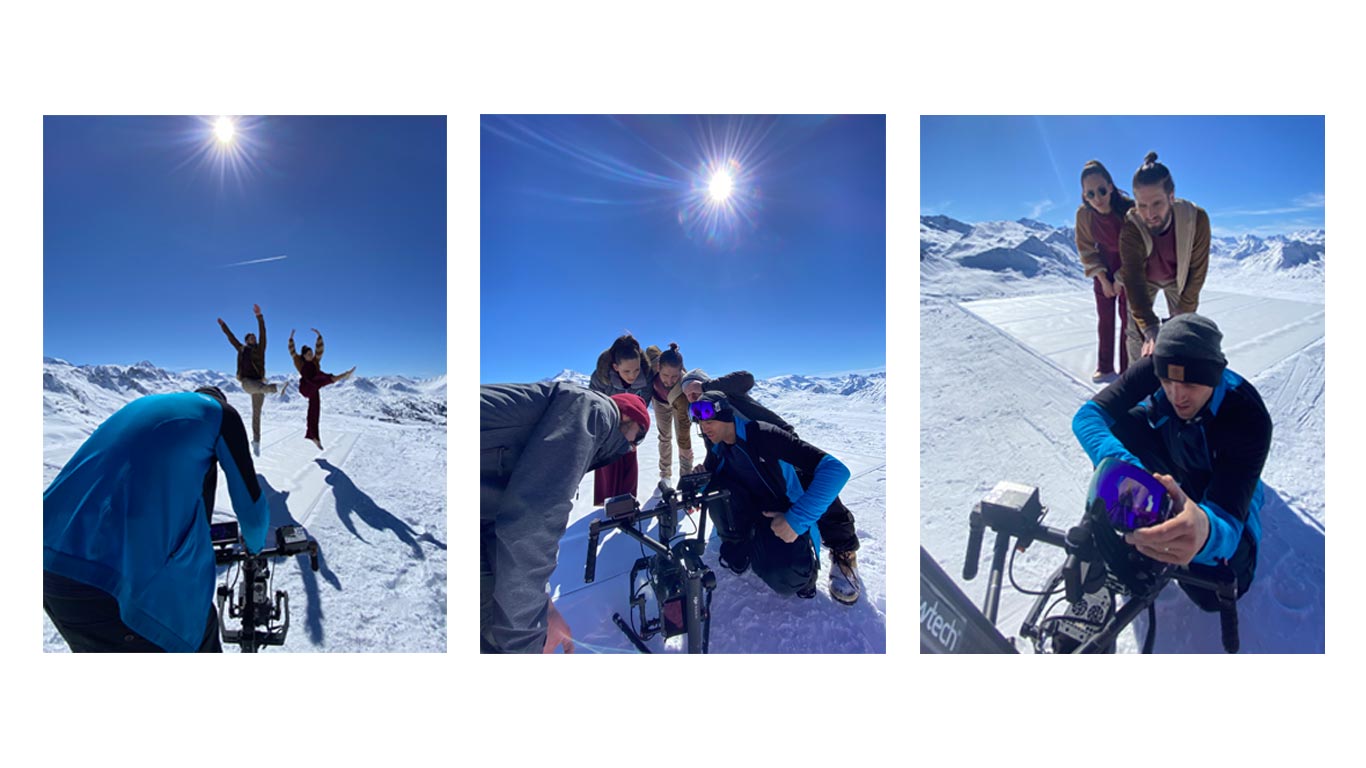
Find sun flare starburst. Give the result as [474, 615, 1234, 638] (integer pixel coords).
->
[213, 116, 235, 145]
[708, 169, 733, 202]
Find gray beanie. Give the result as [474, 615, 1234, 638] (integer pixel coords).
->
[681, 369, 711, 390]
[1152, 314, 1226, 387]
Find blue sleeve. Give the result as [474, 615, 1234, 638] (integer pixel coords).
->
[211, 403, 271, 553]
[1072, 401, 1144, 470]
[785, 454, 850, 535]
[216, 435, 270, 553]
[1192, 501, 1243, 565]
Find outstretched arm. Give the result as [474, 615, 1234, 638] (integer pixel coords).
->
[255, 305, 266, 353]
[311, 328, 325, 362]
[711, 370, 756, 396]
[218, 318, 243, 351]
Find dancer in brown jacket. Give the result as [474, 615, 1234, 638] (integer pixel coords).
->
[288, 327, 355, 450]
[218, 303, 279, 455]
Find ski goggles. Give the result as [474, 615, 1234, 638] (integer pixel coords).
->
[1086, 456, 1172, 532]
[688, 399, 725, 422]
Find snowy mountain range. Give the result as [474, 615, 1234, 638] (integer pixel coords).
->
[542, 368, 887, 405]
[921, 214, 1325, 301]
[43, 357, 447, 431]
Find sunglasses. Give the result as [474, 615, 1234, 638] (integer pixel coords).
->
[688, 400, 723, 422]
[1085, 186, 1110, 199]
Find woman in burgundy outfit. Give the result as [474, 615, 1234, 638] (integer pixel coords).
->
[288, 327, 356, 450]
[1074, 160, 1136, 383]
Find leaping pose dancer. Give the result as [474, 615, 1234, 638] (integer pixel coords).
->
[288, 327, 355, 450]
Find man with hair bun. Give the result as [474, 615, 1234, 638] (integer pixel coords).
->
[1118, 151, 1212, 363]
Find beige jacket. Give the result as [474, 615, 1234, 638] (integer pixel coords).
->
[1118, 198, 1211, 334]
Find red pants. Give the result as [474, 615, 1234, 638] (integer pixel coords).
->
[299, 373, 337, 440]
[1094, 278, 1129, 375]
[593, 450, 638, 506]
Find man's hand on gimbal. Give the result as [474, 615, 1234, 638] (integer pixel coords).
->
[1124, 473, 1210, 566]
[543, 599, 575, 654]
[686, 464, 707, 476]
[762, 510, 799, 544]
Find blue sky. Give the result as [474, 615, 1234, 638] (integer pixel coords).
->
[480, 115, 887, 383]
[44, 116, 446, 377]
[921, 116, 1325, 237]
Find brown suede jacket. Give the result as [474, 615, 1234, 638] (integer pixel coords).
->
[1118, 198, 1211, 335]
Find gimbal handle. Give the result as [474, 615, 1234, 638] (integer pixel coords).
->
[963, 507, 985, 581]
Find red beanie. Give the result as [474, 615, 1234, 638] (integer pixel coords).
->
[610, 393, 650, 432]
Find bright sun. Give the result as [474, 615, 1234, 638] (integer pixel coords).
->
[214, 116, 236, 145]
[708, 169, 733, 202]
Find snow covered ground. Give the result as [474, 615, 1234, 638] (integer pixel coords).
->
[920, 216, 1325, 653]
[541, 370, 887, 653]
[42, 359, 447, 652]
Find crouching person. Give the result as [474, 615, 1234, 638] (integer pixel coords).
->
[480, 382, 650, 653]
[690, 391, 850, 600]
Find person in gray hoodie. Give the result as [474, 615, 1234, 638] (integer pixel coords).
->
[480, 381, 651, 653]
[680, 369, 864, 605]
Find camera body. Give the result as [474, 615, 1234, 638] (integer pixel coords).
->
[212, 521, 320, 652]
[959, 480, 1239, 654]
[584, 473, 727, 653]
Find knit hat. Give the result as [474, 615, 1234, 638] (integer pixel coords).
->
[610, 393, 651, 432]
[681, 368, 711, 394]
[1152, 314, 1226, 387]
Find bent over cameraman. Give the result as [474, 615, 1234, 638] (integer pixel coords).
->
[480, 382, 649, 653]
[43, 387, 271, 652]
[1071, 314, 1272, 609]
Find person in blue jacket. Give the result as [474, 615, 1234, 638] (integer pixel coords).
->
[43, 386, 271, 652]
[1071, 314, 1272, 610]
[691, 391, 851, 598]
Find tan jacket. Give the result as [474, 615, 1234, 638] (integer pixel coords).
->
[1118, 198, 1210, 334]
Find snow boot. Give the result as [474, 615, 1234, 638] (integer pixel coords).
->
[252, 440, 261, 457]
[829, 550, 862, 605]
[718, 541, 750, 575]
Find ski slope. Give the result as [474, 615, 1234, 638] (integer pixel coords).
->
[544, 379, 887, 653]
[42, 366, 447, 653]
[921, 282, 1325, 653]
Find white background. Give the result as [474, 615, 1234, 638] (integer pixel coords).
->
[1, 0, 1355, 763]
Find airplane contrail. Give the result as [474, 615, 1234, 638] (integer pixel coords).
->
[219, 254, 288, 268]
